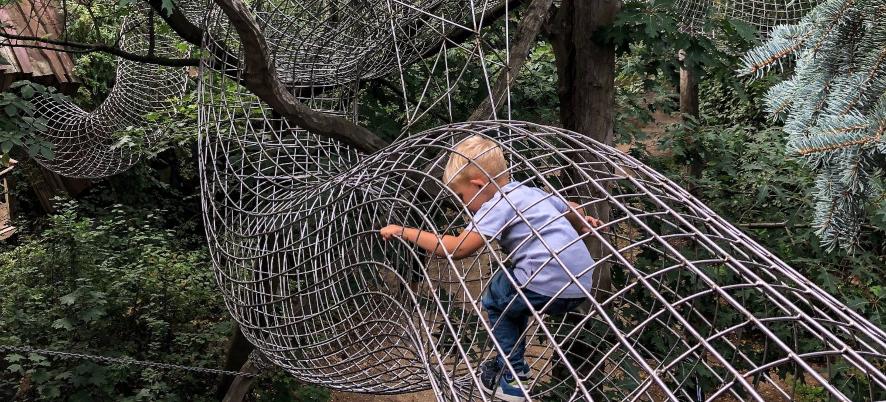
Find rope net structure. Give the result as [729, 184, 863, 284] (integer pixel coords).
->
[8, 0, 884, 401]
[27, 6, 190, 178]
[251, 0, 505, 86]
[672, 0, 820, 35]
[200, 116, 886, 401]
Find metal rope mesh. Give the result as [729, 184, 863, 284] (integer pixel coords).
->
[252, 0, 504, 86]
[13, 0, 884, 400]
[674, 0, 820, 35]
[198, 107, 886, 399]
[28, 6, 191, 178]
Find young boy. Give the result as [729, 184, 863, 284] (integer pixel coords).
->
[379, 135, 602, 402]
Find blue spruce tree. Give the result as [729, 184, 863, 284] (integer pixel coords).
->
[740, 0, 885, 250]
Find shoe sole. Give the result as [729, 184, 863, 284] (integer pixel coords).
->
[480, 381, 526, 402]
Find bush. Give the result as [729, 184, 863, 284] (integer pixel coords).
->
[0, 202, 230, 401]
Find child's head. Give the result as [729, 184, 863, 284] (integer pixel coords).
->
[443, 135, 510, 212]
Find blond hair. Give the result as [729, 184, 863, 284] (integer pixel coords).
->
[442, 135, 509, 185]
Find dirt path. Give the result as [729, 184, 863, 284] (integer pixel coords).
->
[330, 390, 437, 401]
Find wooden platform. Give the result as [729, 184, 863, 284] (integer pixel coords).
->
[0, 0, 79, 93]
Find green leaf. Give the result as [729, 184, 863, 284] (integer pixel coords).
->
[20, 84, 35, 99]
[175, 42, 190, 54]
[60, 292, 78, 305]
[39, 146, 54, 160]
[816, 269, 837, 293]
[52, 318, 74, 330]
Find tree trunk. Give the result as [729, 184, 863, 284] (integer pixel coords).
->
[221, 360, 260, 402]
[552, 0, 618, 145]
[550, 0, 620, 396]
[679, 52, 699, 117]
[679, 49, 704, 192]
[551, 0, 619, 299]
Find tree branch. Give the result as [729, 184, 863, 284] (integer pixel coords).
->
[419, 0, 524, 60]
[213, 0, 389, 153]
[144, 0, 203, 45]
[0, 31, 199, 67]
[143, 0, 241, 78]
[469, 0, 553, 121]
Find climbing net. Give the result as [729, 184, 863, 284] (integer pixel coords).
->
[27, 5, 190, 178]
[200, 117, 886, 400]
[674, 0, 820, 35]
[17, 0, 886, 400]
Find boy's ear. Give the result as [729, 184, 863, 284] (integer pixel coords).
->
[468, 178, 488, 188]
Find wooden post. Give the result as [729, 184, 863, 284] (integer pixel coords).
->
[678, 49, 704, 189]
[221, 359, 260, 402]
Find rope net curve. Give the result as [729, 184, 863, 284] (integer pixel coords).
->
[251, 0, 505, 86]
[199, 107, 886, 401]
[674, 0, 820, 35]
[28, 5, 191, 178]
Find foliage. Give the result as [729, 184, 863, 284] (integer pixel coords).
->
[740, 0, 886, 250]
[112, 88, 200, 160]
[576, 24, 884, 398]
[658, 121, 883, 324]
[0, 81, 58, 162]
[0, 201, 228, 401]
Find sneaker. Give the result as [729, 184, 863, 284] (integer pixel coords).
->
[480, 371, 527, 402]
[478, 360, 529, 402]
[478, 359, 530, 381]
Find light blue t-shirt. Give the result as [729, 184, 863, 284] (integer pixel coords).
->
[465, 181, 595, 298]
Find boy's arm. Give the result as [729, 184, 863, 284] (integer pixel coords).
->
[380, 225, 486, 259]
[563, 201, 604, 233]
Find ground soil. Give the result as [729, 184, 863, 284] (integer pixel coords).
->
[330, 390, 438, 402]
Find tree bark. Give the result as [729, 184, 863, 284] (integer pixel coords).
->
[550, 0, 620, 299]
[679, 51, 699, 117]
[551, 0, 619, 145]
[469, 0, 554, 121]
[549, 0, 620, 395]
[220, 359, 260, 402]
[679, 49, 704, 192]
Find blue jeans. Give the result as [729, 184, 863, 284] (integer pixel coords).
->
[481, 270, 585, 374]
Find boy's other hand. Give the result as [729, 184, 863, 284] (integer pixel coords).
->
[581, 216, 604, 233]
[380, 224, 404, 240]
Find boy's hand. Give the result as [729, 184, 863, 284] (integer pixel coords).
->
[380, 224, 404, 240]
[581, 216, 604, 233]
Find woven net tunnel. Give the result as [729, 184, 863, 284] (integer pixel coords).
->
[26, 5, 191, 178]
[674, 0, 820, 35]
[199, 115, 886, 400]
[250, 0, 505, 86]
